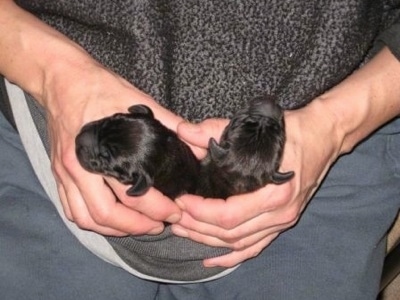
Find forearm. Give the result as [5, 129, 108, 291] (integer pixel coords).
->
[308, 47, 400, 155]
[0, 0, 97, 104]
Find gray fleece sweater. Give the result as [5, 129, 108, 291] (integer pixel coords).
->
[16, 0, 400, 282]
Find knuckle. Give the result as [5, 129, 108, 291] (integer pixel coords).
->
[73, 215, 94, 230]
[232, 239, 249, 251]
[272, 184, 294, 207]
[220, 230, 240, 243]
[250, 247, 263, 258]
[122, 195, 146, 211]
[51, 160, 63, 178]
[90, 206, 113, 226]
[281, 206, 300, 225]
[61, 150, 79, 172]
[216, 213, 239, 230]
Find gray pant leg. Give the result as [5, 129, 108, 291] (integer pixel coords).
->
[160, 119, 400, 300]
[0, 113, 159, 300]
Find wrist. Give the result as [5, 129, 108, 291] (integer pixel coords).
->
[25, 27, 98, 108]
[316, 47, 400, 155]
[41, 46, 102, 113]
[316, 82, 372, 155]
[0, 1, 96, 104]
[290, 99, 344, 161]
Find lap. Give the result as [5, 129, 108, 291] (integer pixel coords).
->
[2, 106, 400, 299]
[0, 112, 158, 300]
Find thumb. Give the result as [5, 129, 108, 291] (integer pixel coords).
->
[177, 118, 229, 148]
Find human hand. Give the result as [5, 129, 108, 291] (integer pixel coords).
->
[172, 100, 342, 267]
[45, 63, 183, 236]
[0, 2, 183, 236]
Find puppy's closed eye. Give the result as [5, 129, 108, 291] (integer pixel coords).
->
[98, 145, 112, 161]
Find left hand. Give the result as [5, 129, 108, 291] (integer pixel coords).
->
[172, 100, 342, 268]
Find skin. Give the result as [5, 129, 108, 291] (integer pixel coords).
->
[1, 0, 400, 268]
[0, 0, 182, 236]
[174, 47, 400, 267]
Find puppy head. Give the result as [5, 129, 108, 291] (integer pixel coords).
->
[209, 96, 294, 190]
[75, 105, 159, 196]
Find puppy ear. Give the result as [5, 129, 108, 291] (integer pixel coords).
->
[126, 172, 153, 196]
[271, 170, 295, 184]
[127, 105, 154, 118]
[208, 138, 228, 161]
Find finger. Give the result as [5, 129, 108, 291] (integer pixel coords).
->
[81, 181, 165, 235]
[172, 216, 288, 250]
[177, 182, 295, 230]
[53, 156, 131, 235]
[176, 192, 266, 230]
[203, 233, 280, 268]
[56, 141, 168, 235]
[177, 118, 229, 148]
[66, 167, 165, 235]
[149, 103, 184, 132]
[52, 157, 82, 223]
[177, 120, 227, 158]
[57, 183, 73, 221]
[106, 177, 182, 224]
[61, 176, 129, 236]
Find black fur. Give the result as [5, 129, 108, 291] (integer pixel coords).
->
[75, 96, 294, 200]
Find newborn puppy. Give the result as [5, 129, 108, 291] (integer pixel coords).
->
[75, 96, 294, 200]
[199, 96, 294, 198]
[75, 105, 200, 198]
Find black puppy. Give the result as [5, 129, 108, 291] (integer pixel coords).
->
[75, 104, 200, 199]
[75, 96, 294, 200]
[198, 96, 294, 198]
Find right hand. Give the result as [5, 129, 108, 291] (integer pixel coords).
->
[45, 62, 183, 236]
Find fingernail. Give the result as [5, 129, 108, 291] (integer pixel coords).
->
[171, 225, 189, 238]
[175, 198, 186, 210]
[166, 213, 181, 223]
[203, 260, 217, 268]
[148, 226, 164, 235]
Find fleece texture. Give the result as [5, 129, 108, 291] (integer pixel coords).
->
[16, 1, 400, 120]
